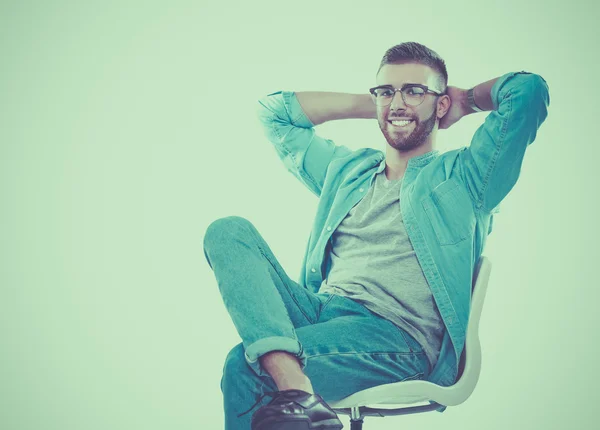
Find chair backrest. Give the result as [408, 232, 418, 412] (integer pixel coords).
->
[327, 255, 493, 410]
[455, 255, 492, 383]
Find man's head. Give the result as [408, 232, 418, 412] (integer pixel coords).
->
[372, 42, 450, 153]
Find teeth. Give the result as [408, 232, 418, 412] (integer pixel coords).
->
[391, 120, 412, 126]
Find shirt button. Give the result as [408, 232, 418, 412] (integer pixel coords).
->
[359, 188, 364, 192]
[311, 268, 316, 273]
[326, 226, 332, 231]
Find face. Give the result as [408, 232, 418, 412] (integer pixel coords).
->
[375, 63, 444, 152]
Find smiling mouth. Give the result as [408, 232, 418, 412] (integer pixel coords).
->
[388, 120, 414, 129]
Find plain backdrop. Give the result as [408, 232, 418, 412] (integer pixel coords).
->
[1, 0, 598, 429]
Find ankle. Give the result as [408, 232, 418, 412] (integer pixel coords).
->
[277, 377, 314, 394]
[260, 351, 314, 394]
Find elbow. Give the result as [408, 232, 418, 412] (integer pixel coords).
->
[518, 73, 550, 122]
[531, 75, 550, 124]
[528, 73, 550, 107]
[256, 91, 285, 123]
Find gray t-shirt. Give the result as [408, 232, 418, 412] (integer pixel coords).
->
[318, 169, 445, 371]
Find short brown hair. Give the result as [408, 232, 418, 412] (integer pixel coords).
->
[377, 41, 448, 94]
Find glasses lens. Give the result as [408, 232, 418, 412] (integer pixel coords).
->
[372, 87, 394, 106]
[402, 86, 425, 106]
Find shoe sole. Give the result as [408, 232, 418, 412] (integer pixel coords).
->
[255, 416, 343, 430]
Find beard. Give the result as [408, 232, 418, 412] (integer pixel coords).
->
[379, 107, 438, 152]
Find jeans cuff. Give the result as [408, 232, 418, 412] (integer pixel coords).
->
[244, 336, 307, 378]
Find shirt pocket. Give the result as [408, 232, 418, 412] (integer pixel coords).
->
[421, 178, 475, 246]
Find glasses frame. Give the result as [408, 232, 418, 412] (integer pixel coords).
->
[368, 84, 444, 107]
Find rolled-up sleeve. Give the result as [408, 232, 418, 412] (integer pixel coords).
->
[458, 71, 550, 213]
[256, 90, 351, 197]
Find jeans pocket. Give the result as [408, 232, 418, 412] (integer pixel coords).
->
[316, 293, 337, 321]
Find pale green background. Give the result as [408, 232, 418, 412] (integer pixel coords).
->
[1, 0, 598, 429]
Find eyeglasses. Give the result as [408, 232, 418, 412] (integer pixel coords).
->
[369, 84, 444, 107]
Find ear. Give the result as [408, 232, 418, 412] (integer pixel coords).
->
[436, 94, 451, 119]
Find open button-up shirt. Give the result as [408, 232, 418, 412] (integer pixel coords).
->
[256, 71, 550, 391]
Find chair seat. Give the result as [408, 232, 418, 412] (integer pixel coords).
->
[327, 367, 479, 409]
[328, 256, 492, 411]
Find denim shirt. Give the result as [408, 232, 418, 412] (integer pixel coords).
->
[256, 71, 550, 391]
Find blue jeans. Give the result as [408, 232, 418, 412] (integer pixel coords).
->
[203, 216, 431, 429]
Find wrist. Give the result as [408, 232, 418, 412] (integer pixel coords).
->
[459, 88, 477, 115]
[356, 93, 377, 119]
[466, 87, 484, 114]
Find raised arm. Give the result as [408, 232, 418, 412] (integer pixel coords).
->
[294, 92, 376, 125]
[457, 71, 550, 212]
[256, 91, 375, 197]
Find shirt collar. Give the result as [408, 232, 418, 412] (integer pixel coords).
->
[407, 149, 440, 166]
[376, 149, 440, 171]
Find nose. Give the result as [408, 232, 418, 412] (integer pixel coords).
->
[389, 90, 407, 110]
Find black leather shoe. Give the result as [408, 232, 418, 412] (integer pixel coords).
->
[237, 389, 344, 430]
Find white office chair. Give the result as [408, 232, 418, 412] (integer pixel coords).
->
[328, 256, 492, 429]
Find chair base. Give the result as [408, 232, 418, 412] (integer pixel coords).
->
[332, 402, 444, 429]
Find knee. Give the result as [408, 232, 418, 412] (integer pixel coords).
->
[223, 343, 247, 376]
[221, 343, 278, 418]
[221, 343, 256, 393]
[203, 216, 252, 249]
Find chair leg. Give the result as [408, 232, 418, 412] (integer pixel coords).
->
[350, 406, 364, 430]
[350, 418, 364, 430]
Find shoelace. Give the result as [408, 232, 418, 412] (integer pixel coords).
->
[237, 390, 283, 418]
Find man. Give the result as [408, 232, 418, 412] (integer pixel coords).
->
[203, 41, 550, 430]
